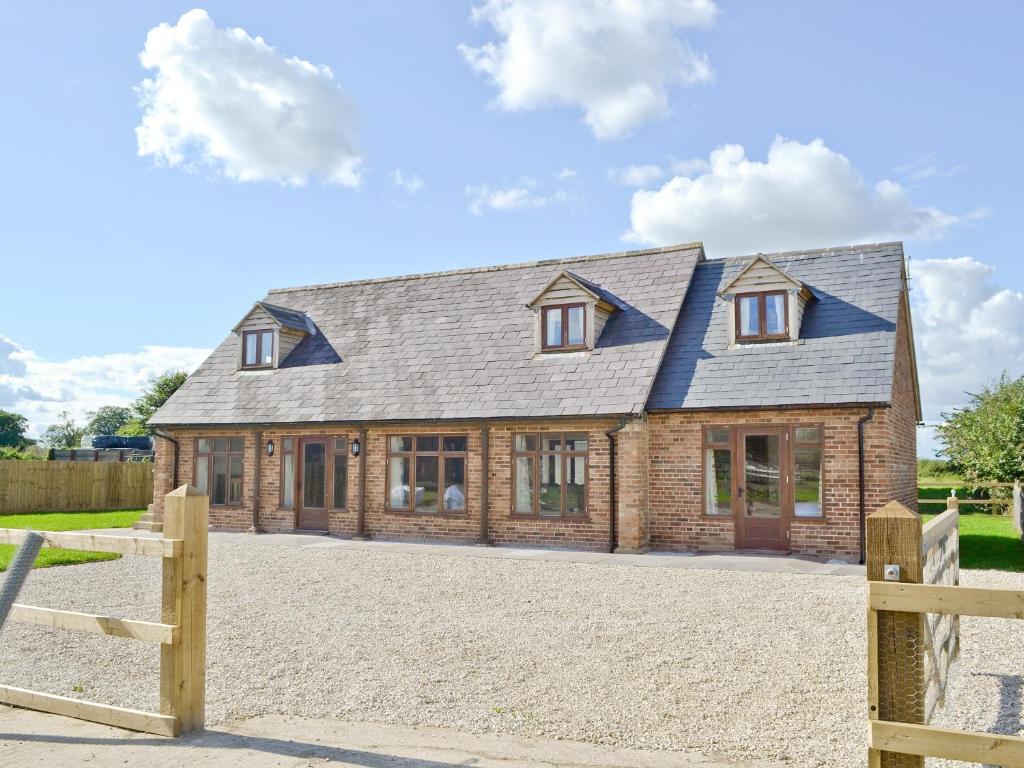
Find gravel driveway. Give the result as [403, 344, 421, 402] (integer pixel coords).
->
[0, 535, 1020, 767]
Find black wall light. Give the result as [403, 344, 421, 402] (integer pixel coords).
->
[265, 440, 274, 457]
[350, 438, 361, 457]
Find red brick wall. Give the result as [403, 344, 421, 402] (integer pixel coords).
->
[152, 418, 624, 552]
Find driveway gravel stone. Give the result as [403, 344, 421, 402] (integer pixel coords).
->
[0, 535, 1019, 768]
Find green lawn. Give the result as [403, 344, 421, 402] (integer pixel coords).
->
[921, 511, 1024, 572]
[0, 509, 144, 572]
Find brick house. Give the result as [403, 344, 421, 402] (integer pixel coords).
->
[149, 240, 920, 562]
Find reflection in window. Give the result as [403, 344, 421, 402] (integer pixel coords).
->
[704, 447, 732, 516]
[387, 435, 468, 514]
[196, 437, 243, 506]
[794, 425, 824, 518]
[513, 433, 588, 516]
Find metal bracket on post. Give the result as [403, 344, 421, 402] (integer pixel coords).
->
[884, 564, 901, 582]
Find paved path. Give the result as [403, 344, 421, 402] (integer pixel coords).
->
[96, 527, 865, 576]
[0, 708, 782, 767]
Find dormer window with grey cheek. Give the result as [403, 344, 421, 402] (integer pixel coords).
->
[231, 301, 315, 371]
[720, 255, 814, 346]
[527, 271, 626, 354]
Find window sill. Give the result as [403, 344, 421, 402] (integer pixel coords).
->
[385, 508, 469, 519]
[509, 513, 591, 522]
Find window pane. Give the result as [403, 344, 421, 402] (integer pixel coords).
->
[228, 455, 243, 504]
[443, 457, 466, 511]
[333, 453, 348, 509]
[415, 455, 439, 513]
[302, 443, 326, 509]
[539, 454, 561, 516]
[334, 438, 347, 452]
[545, 308, 562, 346]
[514, 456, 534, 514]
[705, 427, 729, 445]
[443, 435, 467, 452]
[739, 296, 760, 337]
[389, 436, 412, 453]
[212, 455, 227, 506]
[795, 426, 821, 444]
[260, 330, 274, 365]
[704, 448, 731, 516]
[565, 456, 586, 514]
[195, 457, 209, 495]
[765, 294, 786, 335]
[197, 438, 210, 454]
[229, 437, 244, 452]
[542, 435, 562, 452]
[794, 447, 823, 518]
[282, 452, 294, 508]
[567, 306, 585, 345]
[514, 434, 536, 452]
[244, 333, 257, 365]
[564, 434, 587, 452]
[416, 435, 439, 452]
[213, 438, 228, 453]
[744, 435, 781, 518]
[389, 457, 411, 508]
[283, 437, 294, 452]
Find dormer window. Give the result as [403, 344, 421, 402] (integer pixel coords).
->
[720, 255, 814, 346]
[735, 291, 788, 342]
[232, 301, 314, 371]
[527, 271, 626, 354]
[542, 304, 587, 350]
[242, 330, 275, 368]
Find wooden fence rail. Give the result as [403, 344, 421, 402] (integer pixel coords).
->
[867, 497, 1024, 768]
[0, 461, 153, 514]
[0, 485, 207, 736]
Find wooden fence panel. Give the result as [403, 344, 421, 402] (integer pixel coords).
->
[0, 462, 153, 514]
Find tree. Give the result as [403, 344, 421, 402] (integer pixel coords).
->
[41, 411, 85, 449]
[84, 405, 133, 436]
[937, 373, 1024, 482]
[0, 409, 29, 448]
[117, 370, 188, 436]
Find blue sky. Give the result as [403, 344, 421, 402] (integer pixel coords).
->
[1, 1, 1022, 454]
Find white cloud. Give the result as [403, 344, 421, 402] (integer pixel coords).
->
[390, 169, 425, 195]
[466, 174, 575, 216]
[557, 168, 578, 181]
[136, 9, 362, 186]
[459, 0, 717, 139]
[609, 163, 664, 187]
[895, 155, 963, 183]
[910, 258, 1024, 431]
[626, 137, 961, 255]
[0, 336, 210, 438]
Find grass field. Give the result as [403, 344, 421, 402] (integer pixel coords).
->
[0, 509, 144, 572]
[921, 510, 1024, 572]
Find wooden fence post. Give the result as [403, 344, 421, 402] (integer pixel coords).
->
[160, 485, 208, 735]
[1013, 480, 1022, 538]
[866, 501, 925, 768]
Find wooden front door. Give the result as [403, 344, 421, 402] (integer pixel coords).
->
[297, 438, 329, 531]
[735, 427, 790, 551]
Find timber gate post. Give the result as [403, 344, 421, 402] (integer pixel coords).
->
[866, 501, 925, 768]
[159, 485, 208, 734]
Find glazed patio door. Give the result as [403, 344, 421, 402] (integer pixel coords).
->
[297, 438, 329, 531]
[735, 427, 789, 551]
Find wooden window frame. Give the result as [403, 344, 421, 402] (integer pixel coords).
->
[511, 433, 589, 518]
[279, 437, 296, 510]
[541, 303, 588, 351]
[734, 291, 789, 342]
[386, 434, 469, 515]
[194, 437, 244, 508]
[241, 329, 275, 369]
[331, 438, 349, 511]
[701, 426, 733, 518]
[698, 424, 827, 520]
[792, 423, 826, 521]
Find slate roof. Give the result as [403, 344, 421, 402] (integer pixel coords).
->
[258, 302, 314, 334]
[646, 242, 908, 411]
[151, 243, 705, 426]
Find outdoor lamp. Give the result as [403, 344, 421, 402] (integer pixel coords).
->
[351, 438, 361, 457]
[265, 440, 274, 457]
